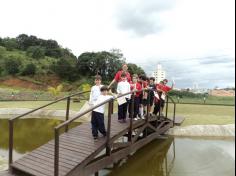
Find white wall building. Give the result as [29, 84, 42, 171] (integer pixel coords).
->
[152, 64, 166, 83]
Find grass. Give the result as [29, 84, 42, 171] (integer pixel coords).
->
[166, 103, 235, 126]
[0, 100, 86, 111]
[172, 96, 235, 105]
[0, 100, 235, 126]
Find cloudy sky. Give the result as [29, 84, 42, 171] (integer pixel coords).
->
[0, 0, 235, 88]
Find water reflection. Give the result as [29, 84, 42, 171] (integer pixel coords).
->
[0, 118, 235, 176]
[107, 137, 175, 176]
[0, 119, 79, 154]
[107, 137, 235, 176]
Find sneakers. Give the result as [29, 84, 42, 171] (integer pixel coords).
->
[141, 116, 145, 120]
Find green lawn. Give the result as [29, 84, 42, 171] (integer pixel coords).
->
[0, 100, 85, 111]
[0, 101, 235, 126]
[166, 103, 235, 126]
[172, 96, 235, 105]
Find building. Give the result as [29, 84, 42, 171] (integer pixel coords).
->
[192, 82, 199, 90]
[152, 64, 166, 83]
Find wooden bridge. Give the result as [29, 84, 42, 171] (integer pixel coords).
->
[4, 90, 184, 176]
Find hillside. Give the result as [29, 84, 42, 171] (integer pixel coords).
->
[0, 34, 145, 91]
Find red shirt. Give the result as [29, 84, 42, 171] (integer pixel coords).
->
[156, 84, 172, 93]
[142, 81, 148, 88]
[130, 82, 142, 97]
[114, 70, 131, 83]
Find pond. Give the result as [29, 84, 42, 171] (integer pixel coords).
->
[0, 118, 235, 176]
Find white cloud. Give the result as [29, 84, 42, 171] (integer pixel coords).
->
[0, 0, 234, 88]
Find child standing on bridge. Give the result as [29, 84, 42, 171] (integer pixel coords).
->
[117, 72, 131, 123]
[129, 74, 142, 120]
[89, 75, 103, 106]
[91, 86, 114, 140]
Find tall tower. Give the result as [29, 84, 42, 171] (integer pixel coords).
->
[153, 64, 166, 83]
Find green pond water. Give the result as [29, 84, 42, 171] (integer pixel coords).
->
[0, 118, 235, 176]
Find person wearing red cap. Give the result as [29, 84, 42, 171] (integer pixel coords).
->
[108, 64, 131, 88]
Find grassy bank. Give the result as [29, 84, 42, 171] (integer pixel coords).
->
[0, 100, 85, 111]
[166, 103, 235, 126]
[0, 101, 234, 126]
[171, 96, 235, 105]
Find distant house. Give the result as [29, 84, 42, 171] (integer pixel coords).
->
[209, 89, 235, 97]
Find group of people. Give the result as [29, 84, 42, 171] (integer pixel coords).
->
[89, 64, 174, 140]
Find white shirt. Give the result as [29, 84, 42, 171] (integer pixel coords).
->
[93, 95, 113, 114]
[89, 85, 103, 105]
[117, 81, 131, 99]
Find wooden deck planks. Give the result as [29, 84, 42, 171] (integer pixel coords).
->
[9, 115, 174, 176]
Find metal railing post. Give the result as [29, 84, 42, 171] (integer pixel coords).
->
[8, 120, 13, 167]
[65, 97, 71, 132]
[54, 128, 59, 176]
[106, 100, 113, 156]
[165, 96, 169, 118]
[129, 93, 135, 142]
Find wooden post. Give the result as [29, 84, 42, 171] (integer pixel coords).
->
[173, 103, 176, 127]
[8, 120, 13, 167]
[165, 96, 169, 118]
[111, 100, 114, 114]
[106, 100, 112, 156]
[54, 129, 59, 176]
[65, 97, 71, 132]
[129, 93, 135, 142]
[159, 96, 161, 118]
[146, 90, 150, 123]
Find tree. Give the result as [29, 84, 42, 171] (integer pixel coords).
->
[26, 46, 45, 59]
[4, 57, 22, 75]
[21, 63, 37, 75]
[0, 65, 3, 76]
[77, 50, 126, 81]
[127, 63, 146, 76]
[2, 38, 18, 51]
[16, 34, 40, 50]
[51, 58, 77, 81]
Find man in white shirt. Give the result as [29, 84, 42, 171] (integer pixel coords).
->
[92, 86, 114, 140]
[117, 72, 131, 123]
[89, 75, 103, 105]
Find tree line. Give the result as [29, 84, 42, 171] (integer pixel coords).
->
[0, 34, 145, 82]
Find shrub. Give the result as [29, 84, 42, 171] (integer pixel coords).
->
[21, 63, 37, 75]
[26, 46, 45, 59]
[4, 57, 22, 75]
